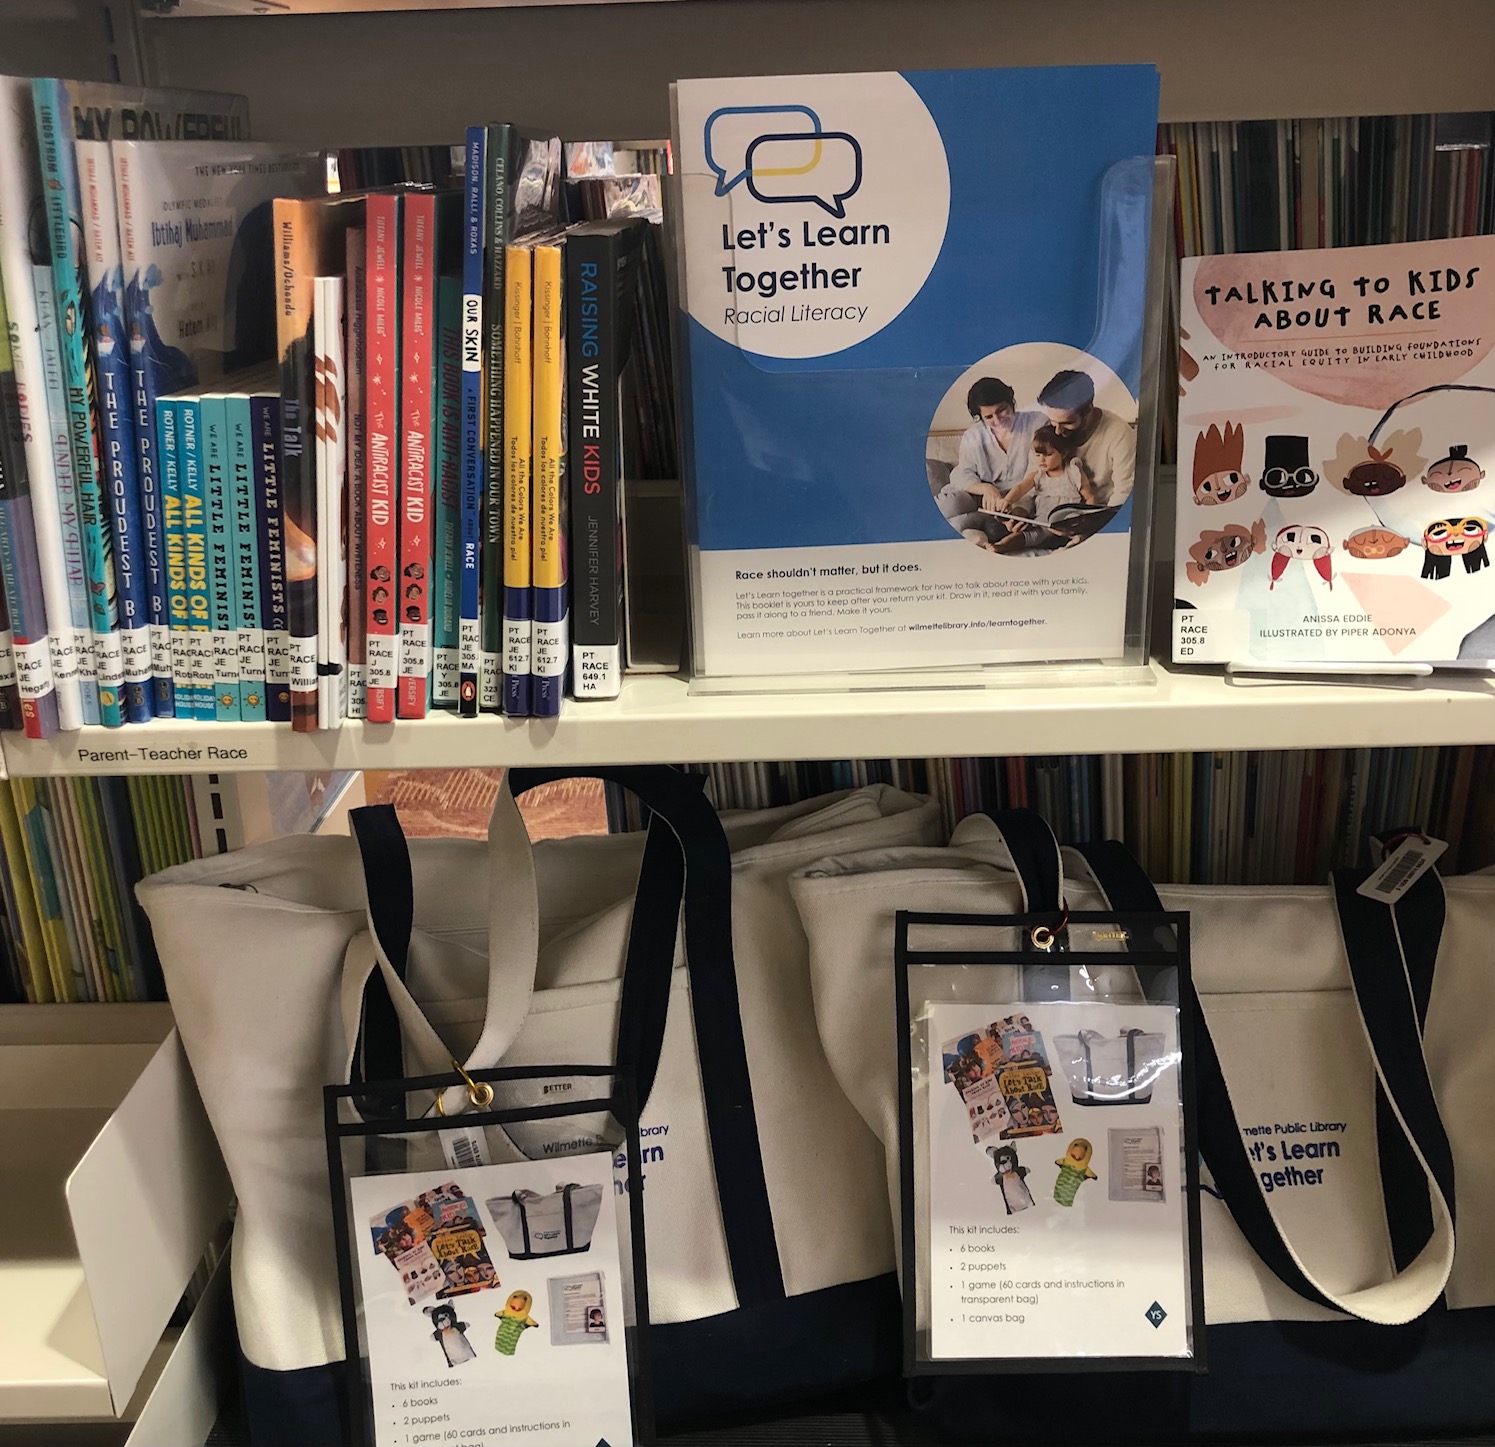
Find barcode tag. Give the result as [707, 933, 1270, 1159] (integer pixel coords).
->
[1357, 837, 1447, 903]
[439, 1125, 491, 1171]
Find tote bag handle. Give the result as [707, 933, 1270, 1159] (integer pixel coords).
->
[1071, 838, 1455, 1326]
[345, 765, 786, 1308]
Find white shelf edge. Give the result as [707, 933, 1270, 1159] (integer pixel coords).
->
[3, 661, 1494, 775]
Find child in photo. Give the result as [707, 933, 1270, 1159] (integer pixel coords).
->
[994, 425, 1097, 551]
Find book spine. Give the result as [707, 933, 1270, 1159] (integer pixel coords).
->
[272, 197, 320, 733]
[363, 193, 400, 724]
[77, 140, 151, 721]
[112, 143, 173, 718]
[203, 395, 240, 720]
[398, 193, 435, 719]
[177, 396, 214, 721]
[434, 274, 462, 709]
[34, 266, 98, 724]
[0, 273, 58, 735]
[459, 125, 486, 716]
[531, 241, 566, 717]
[481, 124, 511, 713]
[156, 398, 192, 719]
[228, 394, 266, 722]
[316, 275, 348, 728]
[345, 230, 368, 721]
[32, 79, 124, 727]
[503, 243, 533, 716]
[251, 394, 290, 722]
[566, 230, 622, 699]
[0, 530, 22, 733]
[0, 85, 84, 730]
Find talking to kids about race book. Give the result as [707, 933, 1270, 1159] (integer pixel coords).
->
[1175, 234, 1495, 666]
[671, 66, 1160, 677]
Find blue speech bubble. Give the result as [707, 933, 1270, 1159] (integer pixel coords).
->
[744, 130, 863, 219]
[703, 104, 823, 196]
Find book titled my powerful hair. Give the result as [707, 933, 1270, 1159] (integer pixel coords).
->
[672, 66, 1160, 677]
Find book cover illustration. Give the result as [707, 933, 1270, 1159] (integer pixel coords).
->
[1174, 235, 1495, 665]
[673, 68, 1159, 678]
[942, 1014, 1062, 1143]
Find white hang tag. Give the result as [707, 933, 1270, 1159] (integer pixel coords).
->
[1357, 836, 1447, 903]
[439, 1124, 492, 1170]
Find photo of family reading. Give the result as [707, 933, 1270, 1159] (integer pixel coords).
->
[926, 347, 1138, 555]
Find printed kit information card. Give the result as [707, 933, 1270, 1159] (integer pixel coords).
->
[348, 1153, 634, 1447]
[925, 1001, 1192, 1362]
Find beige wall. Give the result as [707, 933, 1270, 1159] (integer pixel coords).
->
[131, 0, 1495, 145]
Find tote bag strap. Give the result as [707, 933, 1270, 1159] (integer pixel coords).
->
[977, 808, 1072, 1000]
[1072, 840, 1455, 1325]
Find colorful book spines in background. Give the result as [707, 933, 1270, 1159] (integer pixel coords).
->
[530, 239, 566, 718]
[502, 242, 533, 716]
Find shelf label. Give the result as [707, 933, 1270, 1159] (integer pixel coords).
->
[1172, 608, 1248, 664]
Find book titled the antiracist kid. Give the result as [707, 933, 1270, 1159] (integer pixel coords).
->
[672, 67, 1160, 678]
[1175, 234, 1495, 667]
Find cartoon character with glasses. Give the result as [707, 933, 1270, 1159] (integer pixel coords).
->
[1259, 435, 1321, 497]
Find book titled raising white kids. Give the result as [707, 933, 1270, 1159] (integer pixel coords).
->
[671, 66, 1160, 676]
[1175, 234, 1495, 667]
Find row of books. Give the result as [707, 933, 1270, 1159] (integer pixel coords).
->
[605, 745, 1495, 884]
[0, 773, 202, 1004]
[0, 74, 679, 736]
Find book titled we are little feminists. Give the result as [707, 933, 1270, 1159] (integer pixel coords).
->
[671, 66, 1161, 679]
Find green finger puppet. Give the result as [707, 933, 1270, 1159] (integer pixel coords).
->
[1053, 1138, 1098, 1207]
[494, 1290, 538, 1356]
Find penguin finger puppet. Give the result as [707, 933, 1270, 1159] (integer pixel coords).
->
[424, 1303, 475, 1368]
[1053, 1138, 1098, 1207]
[988, 1144, 1035, 1214]
[493, 1290, 538, 1356]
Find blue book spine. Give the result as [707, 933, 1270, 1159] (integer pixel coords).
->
[458, 125, 485, 717]
[434, 276, 462, 709]
[32, 79, 123, 727]
[177, 396, 214, 721]
[200, 394, 239, 719]
[156, 398, 193, 720]
[77, 139, 151, 721]
[32, 265, 98, 724]
[227, 393, 266, 721]
[251, 393, 291, 723]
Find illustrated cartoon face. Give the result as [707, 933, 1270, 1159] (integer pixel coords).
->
[1344, 528, 1410, 560]
[1342, 445, 1405, 497]
[501, 1290, 533, 1318]
[1184, 518, 1267, 584]
[1065, 1139, 1093, 1168]
[1191, 422, 1251, 504]
[1274, 524, 1331, 560]
[1423, 447, 1485, 495]
[1424, 517, 1488, 557]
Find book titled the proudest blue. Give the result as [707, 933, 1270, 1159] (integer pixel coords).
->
[673, 67, 1160, 676]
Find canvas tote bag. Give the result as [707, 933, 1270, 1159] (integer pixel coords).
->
[136, 767, 940, 1442]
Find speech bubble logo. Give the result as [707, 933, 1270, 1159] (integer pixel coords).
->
[744, 130, 863, 218]
[703, 104, 822, 196]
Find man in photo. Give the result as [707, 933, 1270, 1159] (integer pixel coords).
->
[939, 376, 1047, 540]
[1038, 369, 1136, 506]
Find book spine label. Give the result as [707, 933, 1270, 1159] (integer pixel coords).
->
[531, 242, 566, 717]
[157, 398, 192, 718]
[434, 275, 462, 709]
[0, 85, 84, 730]
[398, 194, 435, 718]
[203, 396, 240, 720]
[345, 229, 368, 722]
[503, 243, 533, 715]
[33, 80, 124, 727]
[251, 394, 291, 722]
[481, 124, 511, 713]
[459, 125, 486, 717]
[34, 265, 99, 724]
[364, 193, 400, 723]
[178, 397, 214, 720]
[566, 231, 622, 700]
[228, 395, 266, 721]
[78, 139, 151, 721]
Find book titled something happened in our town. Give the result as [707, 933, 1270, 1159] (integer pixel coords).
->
[1175, 234, 1495, 668]
[670, 66, 1161, 678]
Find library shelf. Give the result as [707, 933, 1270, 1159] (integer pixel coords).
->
[3, 659, 1493, 776]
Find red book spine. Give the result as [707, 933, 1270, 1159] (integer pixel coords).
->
[364, 194, 400, 724]
[397, 193, 435, 718]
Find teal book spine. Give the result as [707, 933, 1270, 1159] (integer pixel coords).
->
[155, 398, 194, 720]
[227, 393, 266, 720]
[177, 396, 214, 721]
[202, 394, 240, 719]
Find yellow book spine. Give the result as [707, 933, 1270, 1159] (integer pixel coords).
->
[0, 780, 54, 1003]
[531, 242, 565, 591]
[503, 245, 532, 591]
